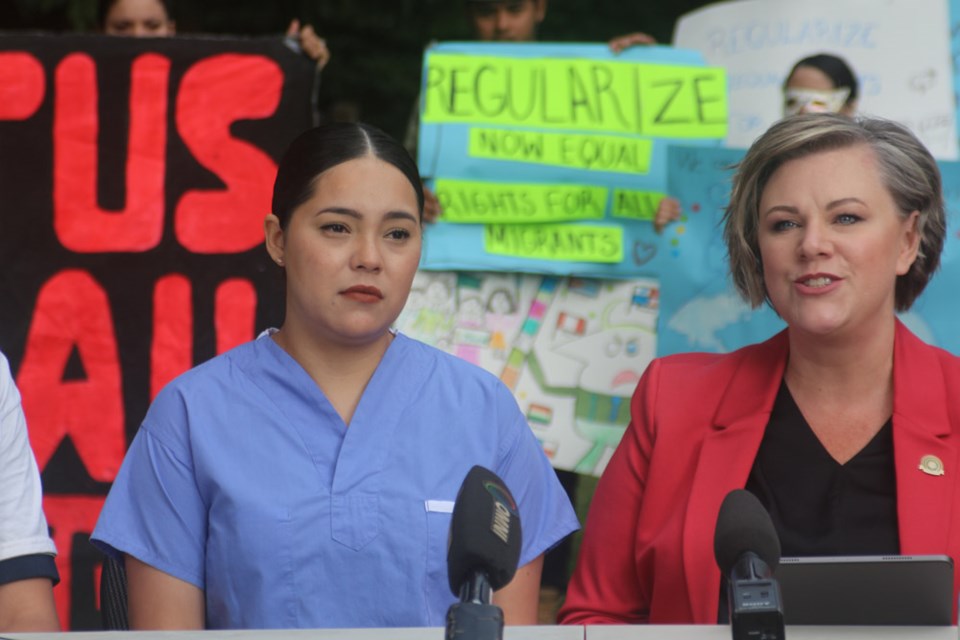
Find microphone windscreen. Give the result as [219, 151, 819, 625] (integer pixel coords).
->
[713, 489, 781, 576]
[447, 465, 522, 595]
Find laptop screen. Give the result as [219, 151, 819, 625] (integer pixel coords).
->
[774, 555, 954, 625]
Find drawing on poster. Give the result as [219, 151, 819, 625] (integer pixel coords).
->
[396, 273, 659, 475]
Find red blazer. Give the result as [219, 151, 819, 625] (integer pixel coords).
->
[560, 321, 960, 624]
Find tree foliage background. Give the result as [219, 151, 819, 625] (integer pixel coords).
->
[2, 0, 713, 151]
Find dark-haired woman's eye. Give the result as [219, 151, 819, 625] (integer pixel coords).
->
[386, 229, 411, 240]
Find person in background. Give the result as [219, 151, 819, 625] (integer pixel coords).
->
[91, 122, 578, 629]
[98, 0, 330, 71]
[0, 352, 60, 632]
[559, 113, 958, 624]
[654, 53, 859, 233]
[464, 0, 546, 42]
[783, 53, 859, 117]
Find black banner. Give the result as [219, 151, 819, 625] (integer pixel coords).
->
[0, 33, 314, 629]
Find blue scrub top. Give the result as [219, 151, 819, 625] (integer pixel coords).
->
[92, 332, 579, 629]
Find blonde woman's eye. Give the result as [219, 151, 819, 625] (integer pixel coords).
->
[771, 219, 798, 232]
[836, 213, 861, 225]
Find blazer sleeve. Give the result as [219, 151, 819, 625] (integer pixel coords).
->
[558, 358, 662, 624]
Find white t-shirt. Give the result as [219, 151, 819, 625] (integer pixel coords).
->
[0, 351, 56, 568]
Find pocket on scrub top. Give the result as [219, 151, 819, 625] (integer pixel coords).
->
[331, 493, 381, 550]
[425, 499, 455, 622]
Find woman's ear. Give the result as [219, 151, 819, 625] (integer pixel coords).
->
[896, 210, 921, 276]
[264, 214, 285, 267]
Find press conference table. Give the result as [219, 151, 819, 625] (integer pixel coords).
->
[5, 626, 958, 639]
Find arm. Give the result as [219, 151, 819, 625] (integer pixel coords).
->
[0, 354, 59, 632]
[559, 361, 661, 624]
[286, 19, 331, 70]
[422, 183, 442, 223]
[126, 555, 205, 630]
[654, 196, 681, 233]
[0, 577, 59, 631]
[493, 554, 544, 625]
[608, 31, 657, 54]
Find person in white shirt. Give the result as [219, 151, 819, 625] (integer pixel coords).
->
[0, 351, 59, 631]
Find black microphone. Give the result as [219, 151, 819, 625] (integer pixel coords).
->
[445, 465, 522, 640]
[714, 489, 786, 640]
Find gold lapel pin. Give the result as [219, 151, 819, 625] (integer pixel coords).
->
[919, 455, 945, 476]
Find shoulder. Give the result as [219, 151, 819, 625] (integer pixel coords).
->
[392, 333, 526, 438]
[647, 332, 786, 387]
[0, 352, 27, 454]
[154, 340, 259, 403]
[0, 352, 17, 415]
[396, 333, 508, 391]
[142, 340, 262, 442]
[895, 321, 960, 374]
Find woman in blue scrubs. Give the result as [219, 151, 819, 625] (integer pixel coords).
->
[92, 123, 579, 629]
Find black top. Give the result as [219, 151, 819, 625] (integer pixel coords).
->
[746, 381, 899, 556]
[718, 381, 898, 621]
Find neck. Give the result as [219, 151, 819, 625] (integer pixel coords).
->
[271, 318, 394, 424]
[785, 316, 897, 399]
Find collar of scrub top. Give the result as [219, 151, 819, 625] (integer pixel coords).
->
[783, 87, 851, 116]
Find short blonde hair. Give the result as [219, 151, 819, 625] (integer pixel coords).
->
[723, 113, 945, 312]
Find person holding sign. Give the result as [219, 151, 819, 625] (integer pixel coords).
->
[99, 0, 175, 36]
[98, 0, 331, 70]
[559, 113, 960, 624]
[0, 352, 60, 632]
[90, 122, 578, 630]
[465, 0, 547, 42]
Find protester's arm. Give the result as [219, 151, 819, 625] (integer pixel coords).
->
[422, 183, 442, 223]
[287, 19, 331, 70]
[493, 554, 544, 625]
[0, 577, 59, 631]
[126, 555, 205, 629]
[608, 31, 657, 54]
[655, 196, 681, 233]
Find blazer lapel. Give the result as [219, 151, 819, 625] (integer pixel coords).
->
[683, 332, 788, 622]
[892, 322, 958, 554]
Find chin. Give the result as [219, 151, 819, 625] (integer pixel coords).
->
[337, 323, 394, 346]
[788, 315, 852, 337]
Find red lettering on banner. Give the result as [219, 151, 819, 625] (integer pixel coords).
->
[17, 270, 125, 481]
[150, 274, 193, 400]
[53, 53, 170, 252]
[175, 54, 283, 254]
[43, 495, 105, 631]
[215, 278, 257, 353]
[0, 52, 44, 120]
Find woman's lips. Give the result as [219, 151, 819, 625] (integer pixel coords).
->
[794, 273, 841, 294]
[341, 285, 383, 302]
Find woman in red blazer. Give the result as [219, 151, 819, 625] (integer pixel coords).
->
[560, 113, 956, 625]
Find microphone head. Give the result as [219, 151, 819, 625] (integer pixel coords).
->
[447, 465, 522, 595]
[714, 489, 781, 576]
